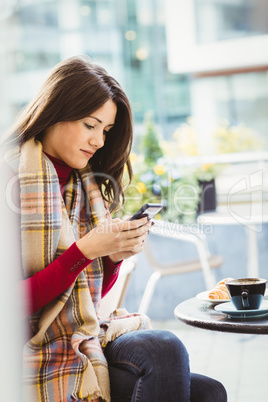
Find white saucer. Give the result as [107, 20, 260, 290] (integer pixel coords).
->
[215, 300, 268, 318]
[196, 290, 230, 305]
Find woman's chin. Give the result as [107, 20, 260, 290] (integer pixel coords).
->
[69, 158, 89, 170]
[76, 162, 89, 170]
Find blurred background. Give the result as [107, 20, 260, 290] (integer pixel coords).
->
[1, 1, 268, 401]
[1, 0, 268, 314]
[1, 0, 267, 144]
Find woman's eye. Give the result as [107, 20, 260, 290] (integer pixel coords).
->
[104, 127, 113, 135]
[85, 123, 94, 130]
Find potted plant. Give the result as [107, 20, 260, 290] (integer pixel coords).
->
[116, 115, 263, 223]
[164, 118, 263, 215]
[118, 113, 201, 223]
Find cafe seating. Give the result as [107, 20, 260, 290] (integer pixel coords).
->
[138, 220, 223, 314]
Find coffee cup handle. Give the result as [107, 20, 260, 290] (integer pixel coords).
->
[241, 290, 249, 308]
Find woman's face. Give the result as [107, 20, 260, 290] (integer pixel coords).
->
[41, 99, 117, 169]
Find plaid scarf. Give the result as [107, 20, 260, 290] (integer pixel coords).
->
[6, 138, 150, 402]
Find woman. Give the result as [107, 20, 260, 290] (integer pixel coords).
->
[3, 55, 227, 402]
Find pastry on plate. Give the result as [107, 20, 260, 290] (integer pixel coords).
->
[208, 277, 233, 300]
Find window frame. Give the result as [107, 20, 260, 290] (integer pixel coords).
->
[165, 0, 268, 74]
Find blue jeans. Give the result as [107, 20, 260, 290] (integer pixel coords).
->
[104, 330, 227, 402]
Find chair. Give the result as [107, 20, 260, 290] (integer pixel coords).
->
[99, 256, 138, 317]
[138, 220, 223, 314]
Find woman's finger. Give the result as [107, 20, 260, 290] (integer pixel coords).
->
[122, 231, 149, 250]
[121, 221, 152, 239]
[121, 217, 148, 231]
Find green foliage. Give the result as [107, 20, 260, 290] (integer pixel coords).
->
[116, 120, 201, 224]
[214, 121, 263, 154]
[142, 111, 163, 166]
[117, 161, 201, 223]
[116, 114, 261, 223]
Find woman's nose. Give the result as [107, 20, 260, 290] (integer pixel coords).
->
[90, 129, 105, 149]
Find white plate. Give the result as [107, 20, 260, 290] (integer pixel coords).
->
[196, 290, 230, 304]
[215, 300, 268, 319]
[196, 288, 268, 305]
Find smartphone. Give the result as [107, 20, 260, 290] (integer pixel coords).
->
[129, 203, 163, 221]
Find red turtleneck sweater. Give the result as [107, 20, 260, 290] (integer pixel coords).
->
[25, 153, 122, 315]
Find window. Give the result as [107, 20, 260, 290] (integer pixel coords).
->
[195, 0, 268, 44]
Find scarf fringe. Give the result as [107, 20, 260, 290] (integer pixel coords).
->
[100, 308, 152, 347]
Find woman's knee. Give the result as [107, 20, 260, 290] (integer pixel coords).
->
[105, 329, 189, 369]
[147, 329, 189, 363]
[105, 330, 191, 402]
[105, 331, 227, 402]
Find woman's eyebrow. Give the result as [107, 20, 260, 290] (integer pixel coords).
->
[89, 116, 114, 126]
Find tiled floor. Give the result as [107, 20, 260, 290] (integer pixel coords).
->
[151, 319, 268, 402]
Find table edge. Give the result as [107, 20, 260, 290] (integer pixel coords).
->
[174, 302, 268, 335]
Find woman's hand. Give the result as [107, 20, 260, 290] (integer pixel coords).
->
[76, 217, 152, 261]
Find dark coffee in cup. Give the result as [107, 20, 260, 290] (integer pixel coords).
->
[226, 278, 267, 310]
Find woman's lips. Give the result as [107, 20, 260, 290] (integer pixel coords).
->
[81, 149, 94, 158]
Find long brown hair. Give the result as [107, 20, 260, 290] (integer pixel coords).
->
[6, 55, 133, 211]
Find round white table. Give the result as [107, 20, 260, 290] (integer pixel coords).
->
[174, 297, 268, 334]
